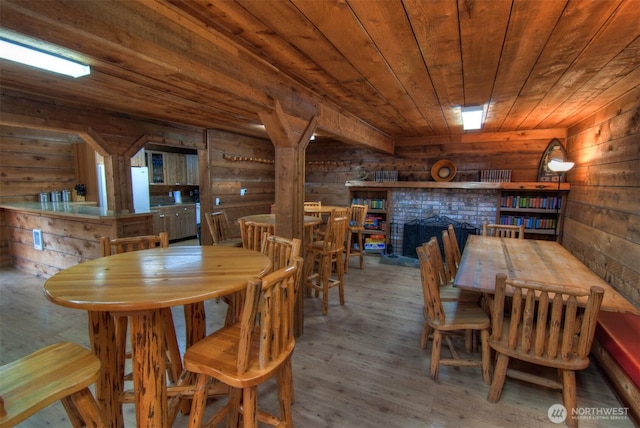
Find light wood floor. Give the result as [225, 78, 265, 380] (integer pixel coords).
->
[0, 245, 634, 427]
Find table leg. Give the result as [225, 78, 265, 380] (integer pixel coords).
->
[88, 311, 123, 428]
[184, 302, 206, 347]
[130, 309, 168, 427]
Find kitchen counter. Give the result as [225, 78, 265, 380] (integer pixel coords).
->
[0, 202, 155, 277]
[0, 202, 155, 219]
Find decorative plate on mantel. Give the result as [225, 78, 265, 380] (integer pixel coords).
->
[431, 160, 457, 182]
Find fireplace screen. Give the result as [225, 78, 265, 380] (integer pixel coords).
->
[402, 216, 478, 259]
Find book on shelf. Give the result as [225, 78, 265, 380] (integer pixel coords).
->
[501, 195, 561, 210]
[499, 215, 557, 230]
[351, 198, 387, 210]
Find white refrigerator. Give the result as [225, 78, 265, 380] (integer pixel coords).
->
[131, 167, 150, 212]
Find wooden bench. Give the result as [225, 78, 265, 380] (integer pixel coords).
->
[591, 311, 640, 425]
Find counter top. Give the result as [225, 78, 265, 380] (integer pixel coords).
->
[0, 202, 154, 219]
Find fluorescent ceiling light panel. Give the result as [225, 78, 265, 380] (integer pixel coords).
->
[461, 105, 485, 130]
[0, 39, 90, 78]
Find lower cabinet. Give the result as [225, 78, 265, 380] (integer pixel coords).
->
[153, 204, 197, 240]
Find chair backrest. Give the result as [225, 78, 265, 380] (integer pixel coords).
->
[237, 258, 302, 374]
[239, 219, 275, 251]
[416, 245, 445, 325]
[304, 201, 322, 218]
[482, 223, 525, 239]
[205, 210, 234, 244]
[316, 215, 349, 252]
[423, 237, 449, 285]
[304, 201, 321, 208]
[260, 233, 302, 272]
[447, 224, 462, 267]
[348, 204, 368, 230]
[100, 232, 168, 256]
[441, 229, 457, 281]
[491, 273, 604, 366]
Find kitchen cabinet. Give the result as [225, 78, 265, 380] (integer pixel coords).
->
[153, 204, 197, 240]
[146, 151, 197, 185]
[186, 154, 198, 185]
[164, 153, 187, 185]
[147, 151, 166, 184]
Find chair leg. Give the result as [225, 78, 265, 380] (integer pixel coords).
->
[223, 388, 241, 428]
[282, 358, 295, 404]
[63, 387, 104, 427]
[242, 387, 258, 428]
[276, 364, 294, 427]
[320, 254, 331, 315]
[430, 330, 442, 380]
[336, 251, 345, 306]
[357, 230, 364, 269]
[562, 370, 578, 428]
[420, 321, 432, 349]
[188, 374, 209, 428]
[480, 329, 491, 385]
[345, 232, 352, 274]
[487, 352, 509, 402]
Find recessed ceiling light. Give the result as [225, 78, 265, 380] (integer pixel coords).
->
[461, 105, 486, 130]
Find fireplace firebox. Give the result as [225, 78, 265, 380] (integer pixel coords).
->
[402, 216, 478, 259]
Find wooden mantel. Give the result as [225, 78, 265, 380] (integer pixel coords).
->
[345, 181, 570, 191]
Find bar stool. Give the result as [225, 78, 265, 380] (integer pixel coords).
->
[345, 204, 368, 273]
[304, 214, 349, 315]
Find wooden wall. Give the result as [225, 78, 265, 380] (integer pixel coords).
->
[203, 130, 275, 242]
[305, 129, 568, 205]
[0, 126, 84, 203]
[564, 87, 640, 307]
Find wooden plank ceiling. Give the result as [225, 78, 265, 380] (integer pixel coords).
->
[0, 0, 638, 147]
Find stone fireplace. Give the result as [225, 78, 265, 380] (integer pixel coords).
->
[388, 188, 496, 257]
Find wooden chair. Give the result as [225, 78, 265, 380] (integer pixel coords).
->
[224, 233, 302, 326]
[205, 210, 242, 247]
[0, 342, 104, 427]
[416, 246, 491, 384]
[100, 233, 183, 395]
[315, 206, 350, 240]
[183, 259, 303, 428]
[303, 201, 322, 218]
[482, 223, 525, 239]
[304, 214, 349, 315]
[488, 274, 604, 427]
[345, 204, 368, 273]
[238, 218, 275, 251]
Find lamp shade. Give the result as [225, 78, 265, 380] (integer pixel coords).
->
[547, 160, 574, 172]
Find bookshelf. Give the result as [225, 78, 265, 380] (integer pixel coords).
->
[496, 190, 568, 241]
[349, 188, 391, 254]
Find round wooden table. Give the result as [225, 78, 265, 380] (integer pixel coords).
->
[44, 246, 271, 428]
[239, 213, 322, 227]
[303, 205, 347, 216]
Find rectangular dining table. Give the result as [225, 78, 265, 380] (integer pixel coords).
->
[455, 235, 639, 315]
[44, 246, 272, 428]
